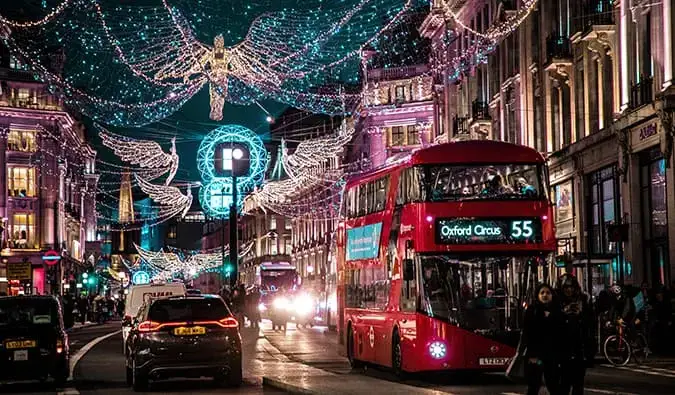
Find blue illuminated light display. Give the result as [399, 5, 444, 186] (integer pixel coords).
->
[197, 125, 268, 218]
[132, 271, 151, 285]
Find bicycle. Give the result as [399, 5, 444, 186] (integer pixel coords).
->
[602, 321, 650, 366]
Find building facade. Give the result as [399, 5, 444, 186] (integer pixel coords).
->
[418, 0, 675, 290]
[0, 46, 98, 295]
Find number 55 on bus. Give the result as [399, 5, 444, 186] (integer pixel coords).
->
[336, 140, 556, 375]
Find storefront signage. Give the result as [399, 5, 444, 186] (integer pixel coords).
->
[7, 261, 32, 281]
[631, 121, 660, 149]
[638, 123, 658, 141]
[42, 250, 61, 266]
[346, 222, 383, 261]
[435, 218, 542, 244]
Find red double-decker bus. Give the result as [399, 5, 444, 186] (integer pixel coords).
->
[336, 140, 556, 374]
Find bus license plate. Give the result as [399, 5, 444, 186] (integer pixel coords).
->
[5, 340, 36, 349]
[173, 326, 206, 336]
[13, 350, 28, 361]
[479, 357, 509, 366]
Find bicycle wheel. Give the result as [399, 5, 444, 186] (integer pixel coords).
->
[632, 333, 650, 365]
[603, 335, 631, 366]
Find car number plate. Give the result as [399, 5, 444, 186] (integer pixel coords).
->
[479, 357, 510, 366]
[173, 326, 206, 336]
[13, 350, 28, 361]
[5, 340, 36, 349]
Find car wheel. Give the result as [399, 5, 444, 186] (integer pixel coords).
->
[132, 359, 148, 392]
[227, 361, 243, 387]
[126, 365, 133, 386]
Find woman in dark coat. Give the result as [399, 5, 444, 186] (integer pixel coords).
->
[521, 283, 562, 395]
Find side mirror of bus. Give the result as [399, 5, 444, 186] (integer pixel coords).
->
[403, 259, 414, 281]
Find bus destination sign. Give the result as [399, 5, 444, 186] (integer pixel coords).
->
[435, 218, 542, 244]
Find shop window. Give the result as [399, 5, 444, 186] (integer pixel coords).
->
[9, 213, 36, 249]
[640, 150, 668, 285]
[587, 166, 620, 255]
[7, 130, 37, 152]
[7, 167, 36, 197]
[270, 217, 277, 230]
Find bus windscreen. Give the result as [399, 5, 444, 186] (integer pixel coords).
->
[424, 164, 545, 201]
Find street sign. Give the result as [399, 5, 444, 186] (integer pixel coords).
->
[42, 250, 61, 266]
[7, 261, 32, 281]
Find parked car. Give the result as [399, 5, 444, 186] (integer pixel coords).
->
[124, 294, 242, 391]
[0, 295, 69, 386]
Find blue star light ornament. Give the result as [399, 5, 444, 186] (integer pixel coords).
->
[197, 125, 268, 218]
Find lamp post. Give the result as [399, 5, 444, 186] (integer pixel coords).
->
[221, 146, 245, 289]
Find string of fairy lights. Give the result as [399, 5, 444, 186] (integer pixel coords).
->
[0, 0, 415, 126]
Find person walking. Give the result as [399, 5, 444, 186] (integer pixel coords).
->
[557, 274, 596, 395]
[522, 283, 562, 395]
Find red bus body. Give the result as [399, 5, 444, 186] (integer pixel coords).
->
[336, 141, 556, 373]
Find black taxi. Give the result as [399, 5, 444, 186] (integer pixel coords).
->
[124, 294, 242, 391]
[0, 296, 69, 385]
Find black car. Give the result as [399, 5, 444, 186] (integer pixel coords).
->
[125, 294, 242, 391]
[0, 296, 69, 385]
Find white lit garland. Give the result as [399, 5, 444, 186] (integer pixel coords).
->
[99, 128, 179, 185]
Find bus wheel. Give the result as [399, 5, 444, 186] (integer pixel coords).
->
[392, 331, 406, 379]
[347, 325, 363, 369]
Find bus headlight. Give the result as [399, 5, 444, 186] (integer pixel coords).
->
[429, 341, 447, 359]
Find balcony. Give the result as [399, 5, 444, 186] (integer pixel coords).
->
[629, 77, 654, 110]
[545, 35, 573, 65]
[471, 100, 490, 121]
[577, 1, 615, 35]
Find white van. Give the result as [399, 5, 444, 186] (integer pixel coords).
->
[122, 282, 186, 343]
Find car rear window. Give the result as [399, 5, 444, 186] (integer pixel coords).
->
[147, 298, 230, 323]
[0, 299, 59, 326]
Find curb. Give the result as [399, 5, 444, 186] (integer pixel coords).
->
[262, 376, 316, 394]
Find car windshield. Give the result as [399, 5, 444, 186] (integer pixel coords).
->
[419, 255, 540, 336]
[424, 164, 545, 201]
[147, 298, 230, 323]
[0, 298, 59, 327]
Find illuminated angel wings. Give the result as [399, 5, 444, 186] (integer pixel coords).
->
[100, 130, 179, 185]
[134, 174, 193, 219]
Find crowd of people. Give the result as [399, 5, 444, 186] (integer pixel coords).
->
[520, 275, 675, 395]
[60, 293, 125, 328]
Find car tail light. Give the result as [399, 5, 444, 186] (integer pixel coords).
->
[56, 338, 64, 354]
[215, 317, 238, 328]
[138, 320, 163, 332]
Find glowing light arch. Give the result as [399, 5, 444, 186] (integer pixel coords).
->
[197, 124, 268, 218]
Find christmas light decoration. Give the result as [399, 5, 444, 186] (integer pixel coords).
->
[0, 0, 74, 28]
[197, 124, 268, 219]
[99, 128, 180, 185]
[134, 174, 194, 219]
[1, 0, 414, 126]
[133, 242, 254, 281]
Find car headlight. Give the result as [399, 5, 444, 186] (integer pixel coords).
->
[428, 341, 447, 359]
[258, 303, 267, 312]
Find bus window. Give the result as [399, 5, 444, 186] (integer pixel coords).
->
[358, 185, 367, 216]
[374, 176, 388, 212]
[366, 182, 376, 214]
[424, 164, 545, 201]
